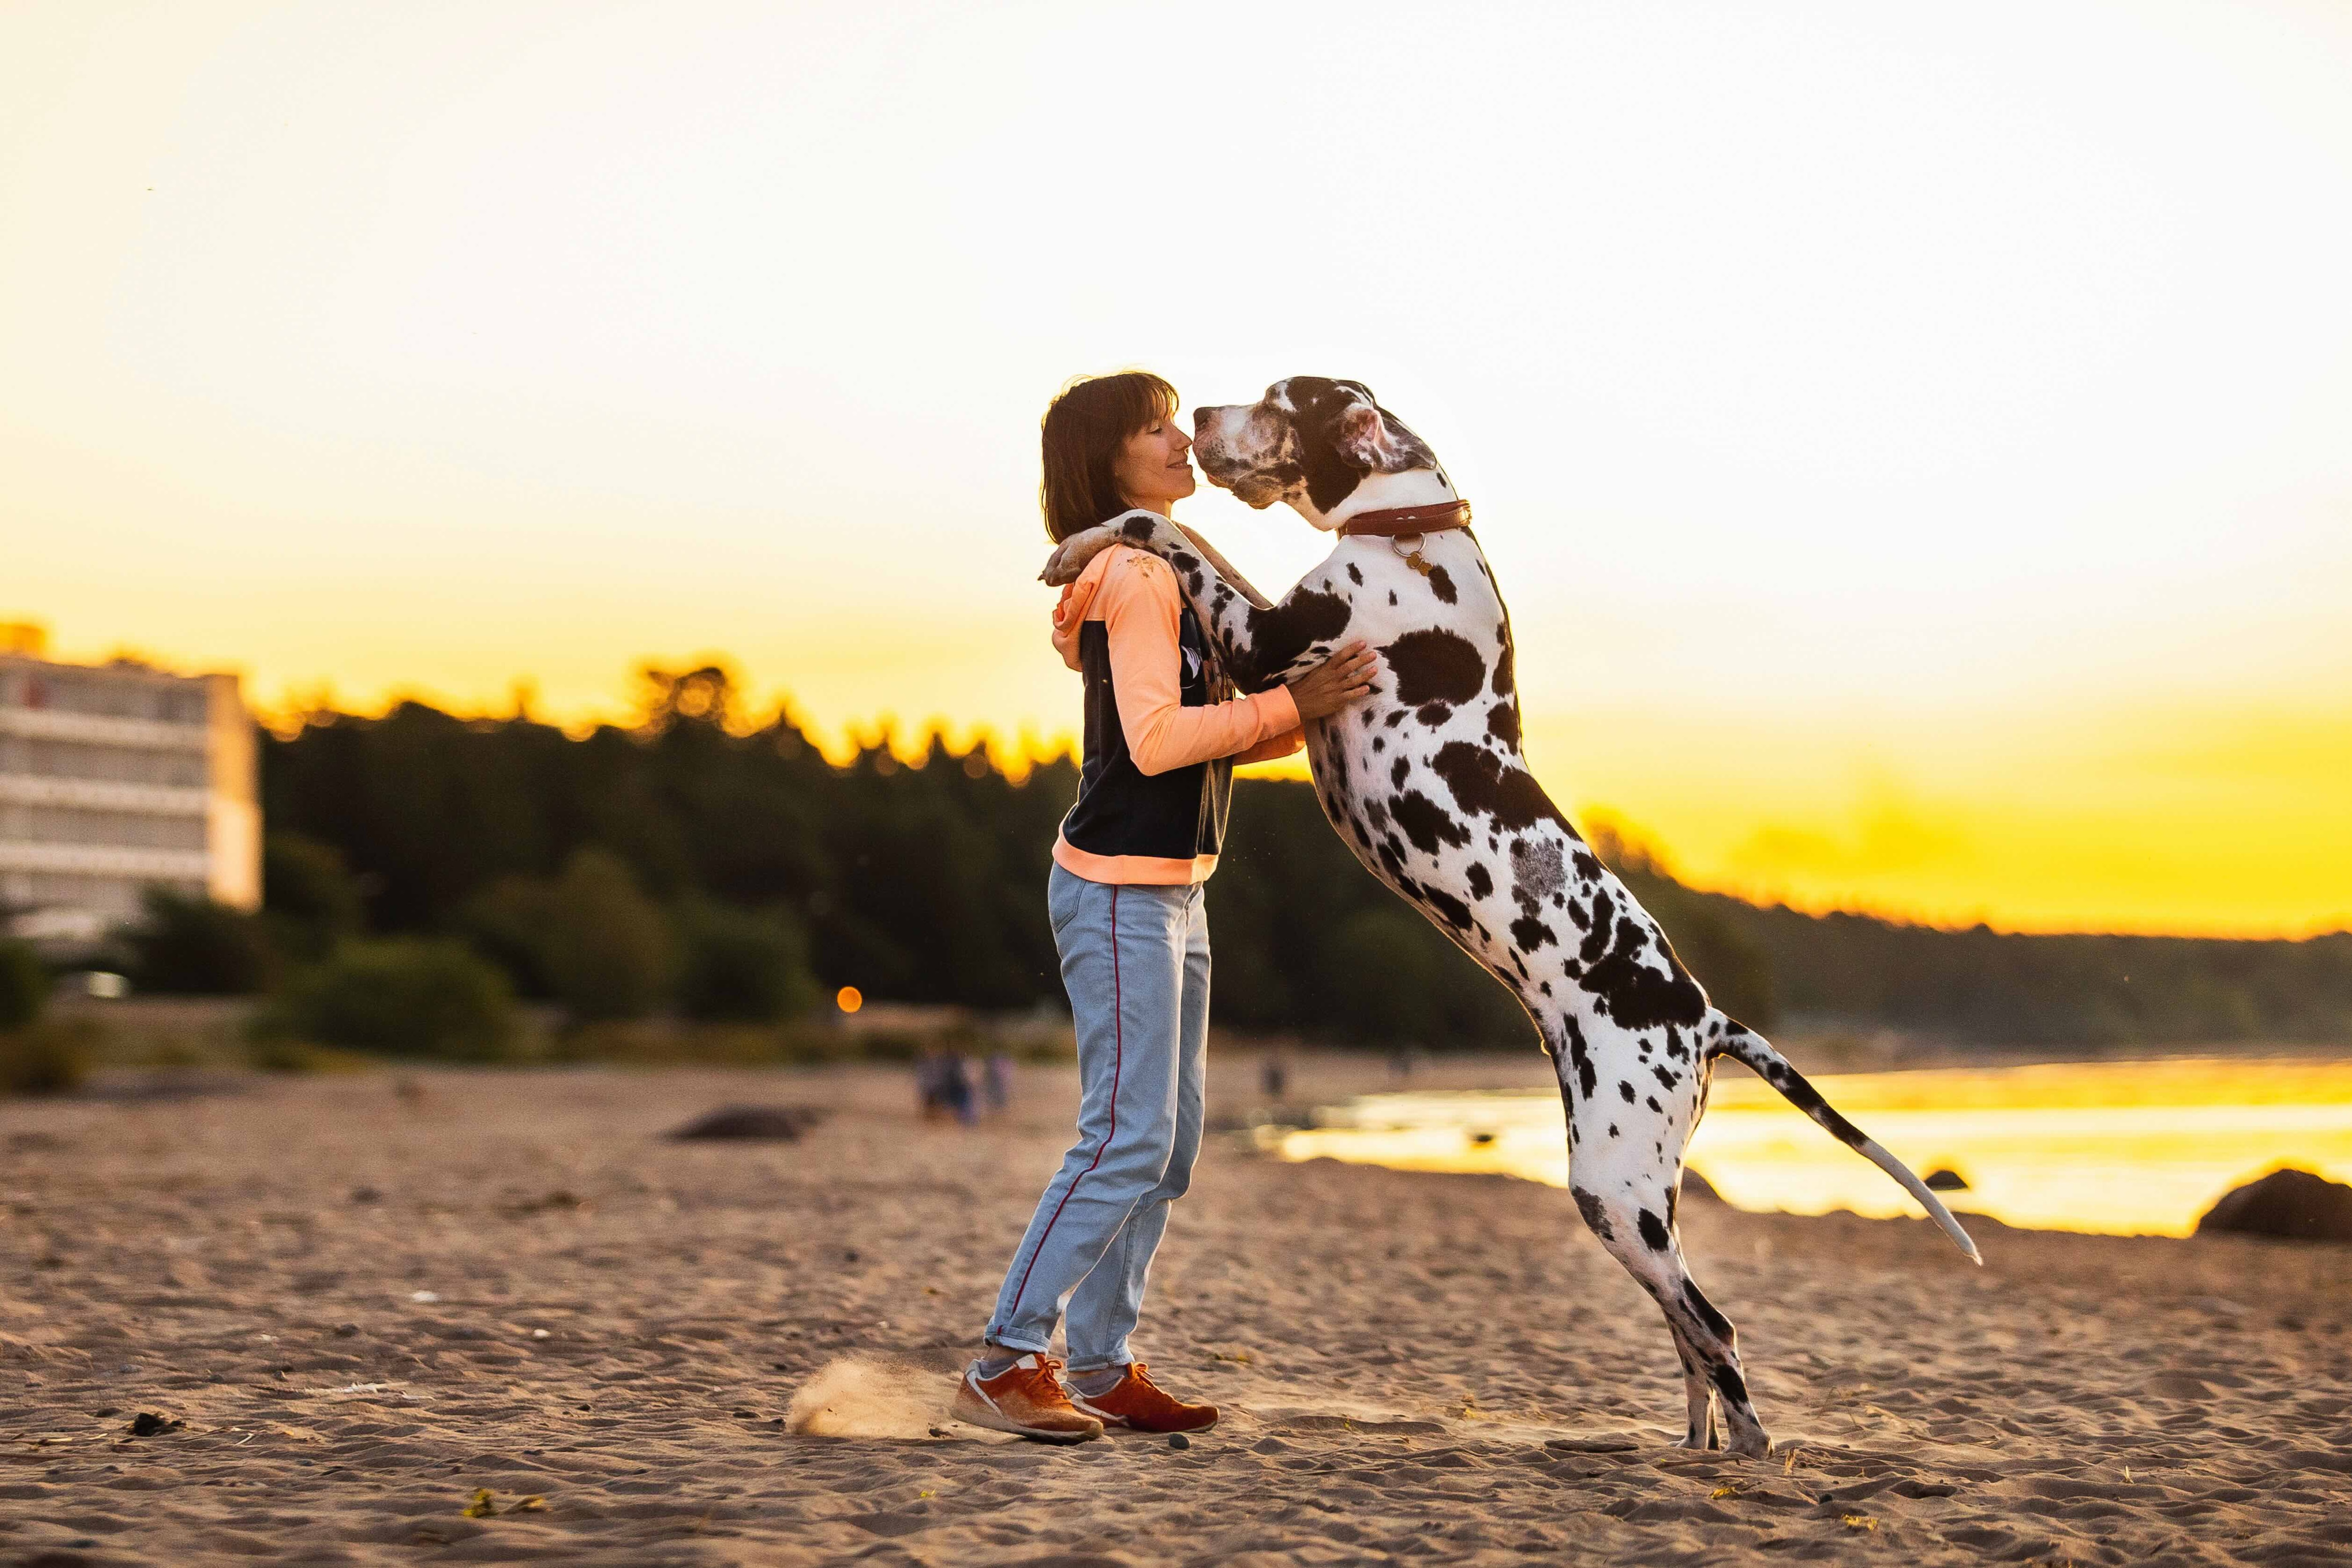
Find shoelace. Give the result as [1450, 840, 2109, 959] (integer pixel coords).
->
[1017, 1355, 1070, 1395]
[1113, 1363, 1187, 1406]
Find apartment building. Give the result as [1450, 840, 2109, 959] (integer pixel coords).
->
[0, 625, 261, 947]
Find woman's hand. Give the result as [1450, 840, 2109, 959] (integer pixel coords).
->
[1285, 641, 1379, 721]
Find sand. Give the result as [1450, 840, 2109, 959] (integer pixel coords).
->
[4, 1054, 2351, 1566]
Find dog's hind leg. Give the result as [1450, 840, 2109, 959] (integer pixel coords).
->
[1662, 1259, 1766, 1456]
[1571, 1170, 1769, 1455]
[1559, 1053, 1771, 1457]
[1668, 1321, 1720, 1450]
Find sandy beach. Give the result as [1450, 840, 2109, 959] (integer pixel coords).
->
[5, 1055, 2350, 1567]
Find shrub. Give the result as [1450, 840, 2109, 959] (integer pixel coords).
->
[555, 1020, 795, 1068]
[0, 940, 48, 1030]
[119, 890, 277, 996]
[246, 1031, 322, 1072]
[262, 833, 364, 963]
[675, 902, 820, 1023]
[455, 875, 559, 998]
[260, 939, 517, 1061]
[1, 1017, 95, 1095]
[543, 851, 675, 1022]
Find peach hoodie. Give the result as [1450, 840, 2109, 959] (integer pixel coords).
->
[1049, 544, 1302, 884]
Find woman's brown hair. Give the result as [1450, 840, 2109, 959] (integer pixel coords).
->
[1039, 371, 1179, 543]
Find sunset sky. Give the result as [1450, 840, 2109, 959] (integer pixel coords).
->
[6, 0, 2349, 937]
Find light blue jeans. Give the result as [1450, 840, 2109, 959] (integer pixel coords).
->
[985, 864, 1209, 1370]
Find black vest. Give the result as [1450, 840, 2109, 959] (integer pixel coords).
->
[1059, 567, 1231, 866]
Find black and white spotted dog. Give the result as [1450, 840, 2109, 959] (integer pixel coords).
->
[1043, 376, 1979, 1457]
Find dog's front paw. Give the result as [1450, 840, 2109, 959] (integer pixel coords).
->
[1040, 524, 1120, 587]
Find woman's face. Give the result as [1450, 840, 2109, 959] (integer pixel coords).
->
[1111, 411, 1197, 511]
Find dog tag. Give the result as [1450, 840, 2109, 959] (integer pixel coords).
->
[1393, 535, 1435, 576]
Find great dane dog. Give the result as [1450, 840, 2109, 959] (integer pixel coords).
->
[1043, 376, 1979, 1457]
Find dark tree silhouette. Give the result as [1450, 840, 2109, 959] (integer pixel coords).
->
[257, 668, 2352, 1049]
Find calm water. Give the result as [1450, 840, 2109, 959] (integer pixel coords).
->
[1270, 1057, 2352, 1237]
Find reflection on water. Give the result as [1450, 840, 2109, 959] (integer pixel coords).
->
[1271, 1058, 2352, 1237]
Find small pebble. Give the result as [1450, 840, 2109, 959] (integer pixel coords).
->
[334, 1324, 359, 1338]
[1168, 1433, 1191, 1450]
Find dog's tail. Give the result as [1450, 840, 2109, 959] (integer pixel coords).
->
[1708, 1021, 1982, 1264]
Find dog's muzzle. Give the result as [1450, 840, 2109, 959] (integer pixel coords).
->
[1190, 404, 1281, 497]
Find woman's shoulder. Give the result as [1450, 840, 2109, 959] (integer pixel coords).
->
[1094, 543, 1179, 598]
[1056, 541, 1178, 636]
[1083, 546, 1186, 641]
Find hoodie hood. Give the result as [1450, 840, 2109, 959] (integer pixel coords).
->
[1049, 545, 1125, 672]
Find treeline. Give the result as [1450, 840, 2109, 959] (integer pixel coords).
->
[235, 666, 2351, 1050]
[258, 668, 1065, 1020]
[1646, 880, 2352, 1049]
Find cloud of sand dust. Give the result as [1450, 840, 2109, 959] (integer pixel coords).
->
[785, 1355, 954, 1440]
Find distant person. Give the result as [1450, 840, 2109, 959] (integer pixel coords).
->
[1260, 1053, 1288, 1103]
[982, 1051, 1013, 1117]
[954, 372, 1378, 1443]
[945, 1052, 976, 1125]
[915, 1049, 974, 1124]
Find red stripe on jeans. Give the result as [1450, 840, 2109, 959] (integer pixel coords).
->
[1005, 883, 1121, 1324]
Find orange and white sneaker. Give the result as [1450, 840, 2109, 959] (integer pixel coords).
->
[1064, 1362, 1219, 1433]
[952, 1354, 1104, 1443]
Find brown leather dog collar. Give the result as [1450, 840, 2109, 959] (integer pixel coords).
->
[1337, 499, 1472, 537]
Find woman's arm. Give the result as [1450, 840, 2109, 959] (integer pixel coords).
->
[1230, 728, 1305, 766]
[1100, 552, 1299, 776]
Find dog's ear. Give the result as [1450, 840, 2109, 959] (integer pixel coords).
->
[1333, 401, 1389, 468]
[1330, 388, 1427, 473]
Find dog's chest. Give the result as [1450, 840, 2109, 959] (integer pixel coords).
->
[1303, 533, 1517, 792]
[1309, 533, 1500, 649]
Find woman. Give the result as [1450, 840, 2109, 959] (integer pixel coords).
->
[953, 372, 1377, 1442]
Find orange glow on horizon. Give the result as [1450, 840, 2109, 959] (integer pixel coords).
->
[12, 621, 2344, 942]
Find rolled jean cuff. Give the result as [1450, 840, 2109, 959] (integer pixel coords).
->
[1063, 1349, 1129, 1374]
[984, 1327, 1051, 1355]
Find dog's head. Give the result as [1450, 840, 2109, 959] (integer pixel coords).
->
[1191, 376, 1439, 529]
